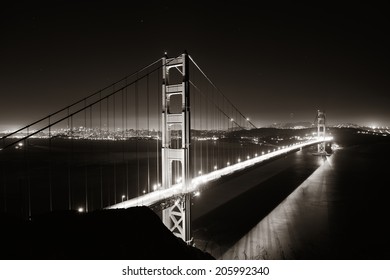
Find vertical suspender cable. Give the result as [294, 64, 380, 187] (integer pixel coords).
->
[49, 116, 53, 212]
[135, 80, 140, 197]
[200, 83, 203, 175]
[212, 86, 216, 169]
[86, 104, 91, 212]
[193, 76, 196, 178]
[70, 115, 74, 210]
[121, 89, 125, 200]
[89, 105, 93, 211]
[217, 92, 220, 168]
[67, 108, 71, 211]
[84, 100, 88, 212]
[157, 71, 161, 188]
[106, 95, 110, 205]
[99, 91, 103, 208]
[113, 94, 117, 204]
[206, 86, 208, 173]
[125, 84, 129, 199]
[113, 93, 117, 204]
[83, 99, 86, 211]
[146, 75, 150, 193]
[227, 97, 230, 165]
[26, 127, 31, 219]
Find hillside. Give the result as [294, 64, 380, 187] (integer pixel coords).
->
[0, 206, 214, 260]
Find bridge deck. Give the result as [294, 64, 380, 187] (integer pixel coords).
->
[106, 137, 332, 209]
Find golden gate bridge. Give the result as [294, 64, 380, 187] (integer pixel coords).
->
[0, 52, 331, 242]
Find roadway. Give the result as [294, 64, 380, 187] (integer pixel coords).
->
[106, 137, 332, 210]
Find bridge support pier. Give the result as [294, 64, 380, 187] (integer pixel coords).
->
[161, 52, 192, 242]
[162, 194, 191, 243]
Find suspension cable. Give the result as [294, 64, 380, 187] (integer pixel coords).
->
[188, 55, 257, 129]
[189, 80, 245, 130]
[1, 58, 163, 141]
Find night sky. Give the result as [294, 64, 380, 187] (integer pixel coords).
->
[1, 1, 389, 130]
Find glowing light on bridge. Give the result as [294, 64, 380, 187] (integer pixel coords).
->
[107, 137, 333, 210]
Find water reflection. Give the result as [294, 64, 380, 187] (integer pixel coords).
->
[222, 155, 335, 259]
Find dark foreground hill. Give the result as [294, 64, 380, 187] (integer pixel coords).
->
[0, 206, 214, 260]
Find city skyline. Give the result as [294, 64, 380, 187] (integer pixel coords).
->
[1, 2, 389, 131]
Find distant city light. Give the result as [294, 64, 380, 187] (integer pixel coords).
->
[214, 165, 217, 170]
[198, 170, 202, 175]
[227, 161, 230, 166]
[237, 158, 241, 162]
[78, 207, 84, 213]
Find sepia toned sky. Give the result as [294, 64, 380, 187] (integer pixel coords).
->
[1, 1, 389, 129]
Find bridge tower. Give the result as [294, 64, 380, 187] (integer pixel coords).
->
[316, 110, 326, 154]
[161, 53, 192, 243]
